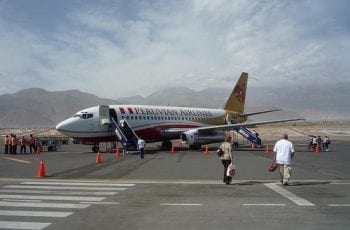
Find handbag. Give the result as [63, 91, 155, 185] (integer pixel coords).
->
[226, 163, 236, 176]
[216, 147, 224, 157]
[268, 160, 278, 172]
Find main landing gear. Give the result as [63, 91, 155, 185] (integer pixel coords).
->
[92, 145, 99, 153]
[161, 140, 172, 150]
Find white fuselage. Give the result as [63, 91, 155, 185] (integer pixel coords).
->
[56, 105, 227, 144]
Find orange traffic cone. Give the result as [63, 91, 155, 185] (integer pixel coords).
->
[96, 151, 102, 164]
[115, 148, 121, 157]
[265, 145, 270, 154]
[204, 146, 209, 155]
[315, 144, 320, 153]
[36, 147, 41, 156]
[171, 146, 176, 153]
[36, 160, 46, 178]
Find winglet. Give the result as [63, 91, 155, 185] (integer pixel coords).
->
[224, 72, 248, 113]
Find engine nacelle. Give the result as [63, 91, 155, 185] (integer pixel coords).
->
[180, 129, 225, 146]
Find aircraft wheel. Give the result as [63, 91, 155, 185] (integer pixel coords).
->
[92, 146, 99, 153]
[161, 141, 172, 150]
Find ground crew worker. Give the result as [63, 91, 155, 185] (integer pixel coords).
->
[29, 134, 35, 154]
[11, 134, 17, 154]
[4, 135, 10, 154]
[137, 138, 145, 159]
[20, 136, 27, 154]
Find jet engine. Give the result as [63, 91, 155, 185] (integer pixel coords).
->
[180, 129, 225, 149]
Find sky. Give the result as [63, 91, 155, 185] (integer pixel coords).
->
[0, 0, 349, 99]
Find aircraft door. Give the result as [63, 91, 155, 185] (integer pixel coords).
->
[99, 105, 111, 125]
[109, 108, 118, 123]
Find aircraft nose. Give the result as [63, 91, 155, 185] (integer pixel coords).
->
[56, 118, 73, 134]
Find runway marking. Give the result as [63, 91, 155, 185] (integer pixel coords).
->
[3, 199, 42, 203]
[5, 185, 127, 191]
[80, 201, 120, 205]
[0, 210, 73, 217]
[328, 204, 350, 207]
[265, 183, 315, 206]
[243, 203, 286, 206]
[0, 201, 90, 209]
[0, 189, 117, 196]
[0, 194, 105, 202]
[0, 221, 51, 230]
[1, 157, 31, 164]
[21, 181, 135, 187]
[160, 203, 203, 206]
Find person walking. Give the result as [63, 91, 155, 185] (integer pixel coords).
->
[137, 138, 145, 159]
[273, 134, 295, 186]
[322, 136, 331, 151]
[219, 135, 234, 185]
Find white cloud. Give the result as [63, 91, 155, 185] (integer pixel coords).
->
[0, 0, 349, 99]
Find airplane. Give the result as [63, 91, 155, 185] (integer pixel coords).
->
[56, 72, 303, 152]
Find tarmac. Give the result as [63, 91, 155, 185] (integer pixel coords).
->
[0, 131, 349, 229]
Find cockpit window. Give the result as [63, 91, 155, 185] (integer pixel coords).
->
[73, 113, 93, 119]
[82, 113, 93, 119]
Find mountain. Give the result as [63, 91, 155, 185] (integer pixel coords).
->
[0, 82, 348, 128]
[0, 88, 118, 128]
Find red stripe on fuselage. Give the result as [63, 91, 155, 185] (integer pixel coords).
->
[74, 124, 200, 145]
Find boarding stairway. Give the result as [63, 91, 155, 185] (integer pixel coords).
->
[233, 126, 261, 146]
[111, 118, 139, 150]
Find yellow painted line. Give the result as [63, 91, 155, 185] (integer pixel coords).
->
[1, 157, 32, 164]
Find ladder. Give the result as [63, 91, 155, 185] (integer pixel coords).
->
[233, 126, 262, 146]
[111, 118, 139, 150]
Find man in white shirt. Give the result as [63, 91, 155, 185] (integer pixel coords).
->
[137, 138, 145, 159]
[273, 134, 295, 186]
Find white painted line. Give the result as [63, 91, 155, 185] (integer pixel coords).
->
[0, 221, 51, 230]
[0, 194, 105, 202]
[80, 201, 120, 205]
[0, 189, 117, 196]
[243, 203, 286, 206]
[265, 183, 315, 206]
[22, 181, 135, 187]
[5, 185, 127, 191]
[328, 204, 350, 207]
[0, 201, 90, 209]
[160, 203, 203, 206]
[0, 210, 73, 217]
[3, 199, 42, 203]
[1, 157, 32, 164]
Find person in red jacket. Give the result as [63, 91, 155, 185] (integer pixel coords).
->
[4, 135, 10, 154]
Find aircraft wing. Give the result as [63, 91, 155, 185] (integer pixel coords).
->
[195, 117, 304, 134]
[162, 117, 304, 137]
